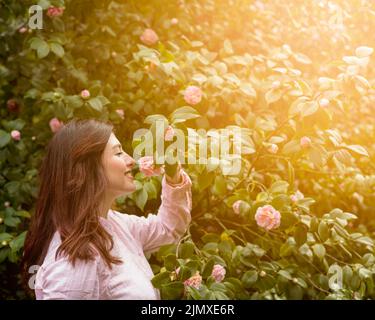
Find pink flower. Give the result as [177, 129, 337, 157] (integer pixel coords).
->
[255, 205, 281, 230]
[300, 136, 312, 148]
[211, 264, 226, 283]
[183, 271, 202, 289]
[138, 156, 164, 177]
[171, 18, 179, 25]
[18, 27, 28, 33]
[46, 6, 64, 18]
[80, 89, 90, 99]
[268, 143, 278, 154]
[232, 200, 244, 215]
[11, 130, 21, 141]
[49, 118, 64, 133]
[7, 99, 19, 113]
[116, 109, 125, 119]
[290, 190, 304, 202]
[184, 86, 202, 105]
[140, 28, 159, 46]
[164, 126, 175, 141]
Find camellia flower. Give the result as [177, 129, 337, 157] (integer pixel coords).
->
[80, 89, 90, 99]
[46, 6, 64, 18]
[300, 136, 312, 148]
[11, 130, 21, 141]
[290, 190, 304, 202]
[268, 143, 278, 154]
[211, 264, 226, 283]
[232, 200, 244, 215]
[49, 118, 64, 133]
[184, 85, 202, 105]
[138, 156, 164, 177]
[116, 109, 125, 119]
[7, 99, 19, 113]
[164, 126, 175, 141]
[183, 271, 202, 289]
[140, 28, 159, 46]
[255, 205, 281, 230]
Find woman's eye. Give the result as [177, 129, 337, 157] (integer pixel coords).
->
[116, 151, 124, 156]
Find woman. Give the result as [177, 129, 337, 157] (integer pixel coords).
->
[21, 119, 192, 299]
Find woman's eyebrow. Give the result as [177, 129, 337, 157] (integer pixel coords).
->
[112, 143, 122, 150]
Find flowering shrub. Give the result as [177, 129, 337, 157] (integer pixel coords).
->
[1, 0, 375, 300]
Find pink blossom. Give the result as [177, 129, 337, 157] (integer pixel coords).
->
[11, 130, 21, 141]
[300, 136, 312, 148]
[183, 271, 202, 289]
[255, 205, 281, 230]
[171, 18, 179, 25]
[268, 143, 278, 154]
[164, 126, 175, 141]
[46, 6, 64, 18]
[140, 28, 159, 46]
[80, 89, 90, 99]
[290, 190, 304, 202]
[18, 27, 28, 33]
[138, 156, 164, 177]
[7, 99, 19, 113]
[211, 264, 226, 283]
[232, 200, 244, 215]
[49, 118, 64, 133]
[116, 109, 125, 119]
[184, 86, 202, 105]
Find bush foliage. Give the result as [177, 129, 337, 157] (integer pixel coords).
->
[1, 0, 375, 299]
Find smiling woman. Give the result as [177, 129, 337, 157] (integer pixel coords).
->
[20, 119, 192, 299]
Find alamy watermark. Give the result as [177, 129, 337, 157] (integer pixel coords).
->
[28, 5, 43, 30]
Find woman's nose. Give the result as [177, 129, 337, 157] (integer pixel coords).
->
[125, 156, 135, 168]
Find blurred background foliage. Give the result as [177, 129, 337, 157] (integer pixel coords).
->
[0, 0, 375, 299]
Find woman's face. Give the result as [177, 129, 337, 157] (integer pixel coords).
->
[102, 133, 136, 198]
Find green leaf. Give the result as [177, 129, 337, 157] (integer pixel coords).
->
[278, 270, 293, 280]
[301, 101, 319, 117]
[134, 188, 148, 211]
[318, 221, 330, 242]
[265, 88, 283, 104]
[9, 231, 27, 252]
[178, 241, 195, 259]
[312, 244, 326, 259]
[50, 42, 65, 57]
[282, 140, 301, 155]
[270, 181, 289, 194]
[151, 271, 171, 288]
[241, 270, 258, 288]
[144, 114, 168, 125]
[163, 254, 177, 271]
[294, 225, 308, 246]
[87, 97, 103, 112]
[345, 145, 369, 157]
[161, 282, 184, 299]
[0, 130, 11, 148]
[171, 106, 200, 123]
[239, 83, 257, 98]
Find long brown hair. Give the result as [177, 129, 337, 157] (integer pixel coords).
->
[21, 119, 121, 291]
